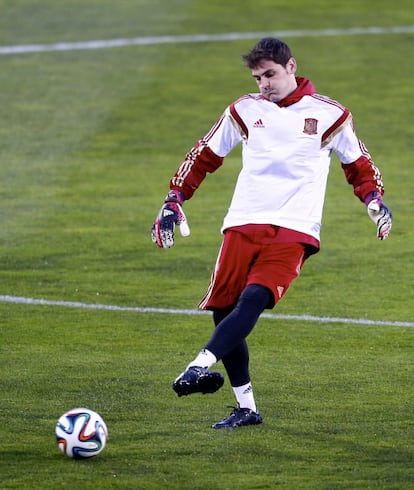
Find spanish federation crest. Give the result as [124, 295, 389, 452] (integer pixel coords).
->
[303, 118, 318, 135]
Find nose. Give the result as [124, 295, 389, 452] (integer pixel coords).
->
[259, 78, 270, 91]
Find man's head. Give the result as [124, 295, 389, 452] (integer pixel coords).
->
[242, 37, 293, 69]
[243, 38, 298, 103]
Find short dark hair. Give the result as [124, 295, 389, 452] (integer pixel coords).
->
[242, 38, 293, 68]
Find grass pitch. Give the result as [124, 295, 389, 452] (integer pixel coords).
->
[0, 1, 413, 488]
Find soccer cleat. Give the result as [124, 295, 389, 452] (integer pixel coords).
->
[212, 405, 263, 429]
[172, 366, 224, 397]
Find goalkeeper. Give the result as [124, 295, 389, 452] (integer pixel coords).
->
[151, 37, 392, 429]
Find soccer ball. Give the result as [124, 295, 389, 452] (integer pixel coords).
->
[55, 407, 108, 458]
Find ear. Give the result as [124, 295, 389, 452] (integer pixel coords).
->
[286, 57, 297, 74]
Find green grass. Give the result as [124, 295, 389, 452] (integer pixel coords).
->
[0, 0, 413, 488]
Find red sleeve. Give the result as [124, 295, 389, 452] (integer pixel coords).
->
[341, 155, 384, 203]
[169, 139, 224, 200]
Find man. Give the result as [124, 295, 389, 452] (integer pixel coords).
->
[151, 38, 392, 429]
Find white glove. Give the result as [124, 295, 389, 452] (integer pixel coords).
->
[367, 198, 392, 240]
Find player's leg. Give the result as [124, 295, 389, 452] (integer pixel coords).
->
[173, 240, 307, 423]
[209, 241, 308, 427]
[211, 337, 263, 428]
[204, 283, 271, 360]
[173, 284, 270, 402]
[172, 230, 254, 397]
[173, 307, 260, 422]
[214, 308, 257, 410]
[210, 293, 265, 428]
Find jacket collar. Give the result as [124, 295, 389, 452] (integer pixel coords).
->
[277, 77, 316, 107]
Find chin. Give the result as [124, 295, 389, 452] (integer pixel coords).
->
[267, 95, 280, 103]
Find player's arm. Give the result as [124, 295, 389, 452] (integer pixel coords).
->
[169, 138, 225, 200]
[169, 107, 244, 199]
[151, 112, 241, 248]
[150, 143, 223, 249]
[332, 121, 392, 240]
[341, 156, 392, 240]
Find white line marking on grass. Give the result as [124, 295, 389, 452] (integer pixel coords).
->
[0, 295, 412, 328]
[1, 25, 414, 55]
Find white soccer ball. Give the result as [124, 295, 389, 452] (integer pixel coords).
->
[55, 407, 108, 458]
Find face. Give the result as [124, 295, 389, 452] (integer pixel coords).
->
[251, 58, 297, 102]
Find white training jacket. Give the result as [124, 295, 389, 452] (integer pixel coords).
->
[170, 77, 383, 242]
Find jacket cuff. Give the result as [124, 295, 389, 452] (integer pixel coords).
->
[165, 190, 185, 204]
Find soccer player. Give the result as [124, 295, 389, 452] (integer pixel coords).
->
[151, 38, 392, 428]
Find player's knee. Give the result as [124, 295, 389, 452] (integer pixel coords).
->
[239, 284, 272, 309]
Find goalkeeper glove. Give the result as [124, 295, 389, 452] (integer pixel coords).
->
[151, 190, 190, 248]
[365, 192, 392, 240]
